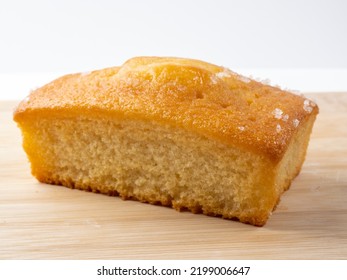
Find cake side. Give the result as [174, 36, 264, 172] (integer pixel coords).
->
[272, 112, 318, 199]
[16, 115, 283, 226]
[15, 106, 317, 226]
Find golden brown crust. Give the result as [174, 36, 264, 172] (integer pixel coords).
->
[14, 57, 318, 162]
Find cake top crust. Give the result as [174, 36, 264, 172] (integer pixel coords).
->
[14, 56, 318, 161]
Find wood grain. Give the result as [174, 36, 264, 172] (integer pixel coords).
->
[1, 93, 347, 260]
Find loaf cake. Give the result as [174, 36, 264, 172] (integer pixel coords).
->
[14, 57, 318, 226]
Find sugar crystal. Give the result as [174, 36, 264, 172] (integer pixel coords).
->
[23, 95, 30, 103]
[272, 108, 283, 119]
[210, 75, 219, 84]
[238, 75, 251, 83]
[261, 78, 271, 85]
[303, 99, 313, 113]
[282, 114, 289, 122]
[216, 71, 231, 79]
[293, 119, 300, 128]
[81, 71, 91, 76]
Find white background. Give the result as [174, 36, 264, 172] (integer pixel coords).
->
[0, 0, 347, 99]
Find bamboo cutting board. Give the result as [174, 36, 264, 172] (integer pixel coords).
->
[1, 93, 346, 260]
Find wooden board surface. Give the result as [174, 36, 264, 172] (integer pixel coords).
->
[1, 93, 347, 260]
